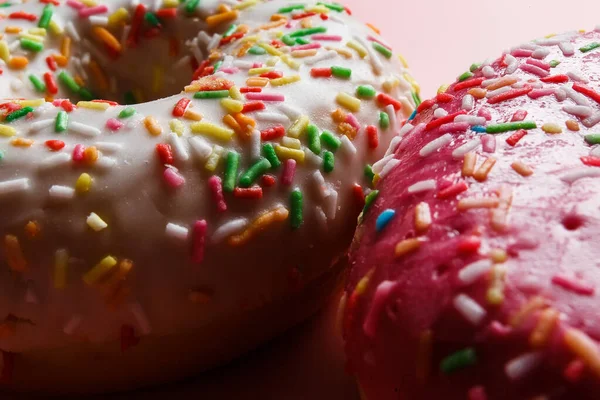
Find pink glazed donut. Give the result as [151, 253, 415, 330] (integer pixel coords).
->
[343, 28, 600, 400]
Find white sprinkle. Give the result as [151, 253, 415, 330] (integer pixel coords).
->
[505, 55, 518, 74]
[567, 70, 588, 83]
[559, 41, 575, 56]
[408, 179, 436, 193]
[591, 146, 600, 158]
[165, 223, 189, 241]
[0, 178, 30, 196]
[560, 167, 600, 183]
[82, 38, 108, 66]
[152, 0, 161, 11]
[340, 135, 357, 157]
[453, 294, 486, 325]
[385, 104, 398, 132]
[169, 132, 190, 162]
[65, 21, 81, 41]
[372, 154, 394, 174]
[255, 112, 289, 124]
[49, 185, 75, 200]
[86, 212, 108, 232]
[315, 206, 328, 230]
[28, 119, 53, 133]
[505, 352, 543, 380]
[379, 158, 400, 179]
[189, 136, 212, 161]
[461, 94, 474, 111]
[278, 103, 302, 120]
[582, 111, 600, 128]
[250, 129, 261, 161]
[10, 79, 23, 92]
[95, 142, 123, 153]
[398, 122, 415, 137]
[63, 315, 83, 335]
[433, 108, 448, 118]
[129, 302, 151, 335]
[554, 87, 567, 102]
[486, 86, 511, 98]
[562, 105, 593, 118]
[531, 47, 550, 59]
[355, 35, 383, 75]
[303, 49, 338, 66]
[69, 121, 101, 137]
[232, 60, 254, 69]
[89, 15, 108, 26]
[452, 138, 481, 159]
[304, 150, 322, 168]
[196, 30, 211, 46]
[174, 55, 191, 70]
[95, 156, 117, 170]
[207, 34, 220, 51]
[190, 41, 204, 64]
[313, 171, 330, 198]
[454, 115, 486, 126]
[384, 135, 403, 157]
[420, 133, 452, 157]
[482, 65, 496, 78]
[38, 153, 71, 170]
[324, 189, 338, 220]
[458, 260, 493, 285]
[563, 85, 590, 106]
[212, 218, 248, 243]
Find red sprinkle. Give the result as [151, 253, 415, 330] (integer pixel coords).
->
[260, 70, 284, 79]
[487, 86, 533, 104]
[9, 11, 37, 21]
[261, 175, 276, 187]
[261, 125, 285, 141]
[172, 98, 191, 117]
[506, 129, 527, 146]
[126, 4, 147, 47]
[551, 274, 595, 296]
[457, 236, 481, 254]
[352, 184, 365, 208]
[540, 74, 569, 84]
[191, 220, 207, 264]
[60, 100, 75, 112]
[46, 56, 57, 71]
[240, 87, 262, 93]
[44, 72, 58, 95]
[581, 156, 600, 167]
[436, 181, 468, 199]
[510, 109, 528, 122]
[242, 101, 266, 113]
[208, 176, 227, 212]
[436, 93, 455, 103]
[564, 359, 586, 383]
[377, 93, 402, 111]
[572, 83, 600, 105]
[156, 143, 174, 165]
[234, 186, 263, 199]
[320, 13, 328, 20]
[416, 98, 436, 113]
[366, 125, 379, 149]
[155, 8, 177, 19]
[310, 68, 333, 78]
[425, 110, 467, 131]
[292, 11, 317, 20]
[192, 60, 211, 80]
[453, 77, 485, 92]
[220, 32, 245, 46]
[45, 140, 65, 151]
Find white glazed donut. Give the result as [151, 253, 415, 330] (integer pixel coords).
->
[0, 0, 417, 393]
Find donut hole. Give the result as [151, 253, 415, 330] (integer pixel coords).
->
[561, 214, 585, 231]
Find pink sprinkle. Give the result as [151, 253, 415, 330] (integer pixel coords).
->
[281, 159, 296, 186]
[345, 113, 360, 131]
[488, 320, 512, 337]
[363, 281, 395, 338]
[481, 135, 496, 153]
[191, 220, 207, 264]
[468, 386, 488, 400]
[66, 0, 85, 10]
[163, 167, 185, 188]
[78, 4, 108, 17]
[527, 88, 555, 99]
[438, 122, 469, 134]
[564, 359, 586, 383]
[219, 67, 239, 74]
[511, 110, 527, 122]
[367, 35, 392, 50]
[245, 93, 285, 102]
[526, 58, 551, 71]
[511, 48, 533, 58]
[291, 43, 321, 51]
[105, 118, 124, 131]
[311, 34, 342, 41]
[552, 274, 595, 296]
[520, 63, 549, 78]
[72, 144, 85, 162]
[208, 176, 227, 213]
[477, 107, 492, 121]
[252, 63, 263, 68]
[52, 98, 68, 106]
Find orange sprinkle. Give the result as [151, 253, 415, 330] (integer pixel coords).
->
[395, 238, 422, 258]
[7, 56, 28, 70]
[60, 36, 71, 59]
[5, 26, 21, 34]
[223, 114, 242, 134]
[52, 54, 68, 67]
[88, 60, 108, 91]
[486, 76, 519, 91]
[144, 116, 162, 136]
[229, 207, 289, 246]
[366, 23, 381, 34]
[24, 221, 41, 239]
[92, 26, 122, 53]
[511, 160, 533, 177]
[270, 14, 287, 22]
[300, 17, 312, 29]
[490, 185, 513, 232]
[10, 137, 33, 147]
[206, 10, 239, 28]
[563, 328, 600, 379]
[462, 152, 477, 177]
[259, 19, 286, 30]
[468, 87, 487, 99]
[473, 157, 496, 182]
[331, 108, 347, 123]
[236, 41, 254, 57]
[327, 46, 353, 59]
[74, 74, 85, 87]
[233, 112, 256, 131]
[510, 296, 547, 327]
[83, 146, 99, 163]
[4, 235, 27, 272]
[338, 122, 358, 140]
[458, 197, 500, 211]
[246, 77, 269, 87]
[291, 49, 318, 58]
[566, 119, 580, 131]
[183, 109, 202, 121]
[530, 308, 560, 347]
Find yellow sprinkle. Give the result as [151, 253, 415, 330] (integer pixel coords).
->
[489, 248, 508, 263]
[152, 65, 164, 93]
[414, 202, 432, 233]
[53, 249, 68, 290]
[266, 56, 280, 66]
[404, 73, 420, 94]
[48, 20, 63, 35]
[564, 328, 600, 379]
[83, 256, 117, 285]
[18, 33, 44, 42]
[306, 5, 329, 13]
[205, 145, 223, 172]
[206, 10, 239, 28]
[183, 109, 203, 121]
[382, 77, 400, 93]
[108, 7, 130, 27]
[14, 98, 44, 107]
[287, 115, 310, 138]
[327, 46, 353, 59]
[234, 0, 259, 9]
[86, 212, 108, 232]
[221, 98, 244, 113]
[10, 137, 33, 147]
[486, 264, 507, 305]
[4, 235, 27, 272]
[60, 36, 71, 58]
[530, 308, 559, 348]
[162, 0, 179, 7]
[346, 40, 367, 58]
[0, 40, 9, 62]
[28, 28, 47, 37]
[542, 122, 562, 134]
[80, 0, 97, 6]
[240, 34, 260, 43]
[281, 137, 301, 149]
[191, 121, 234, 141]
[336, 92, 361, 113]
[437, 84, 450, 94]
[144, 116, 162, 136]
[228, 206, 289, 246]
[291, 49, 318, 58]
[280, 54, 300, 70]
[169, 119, 185, 136]
[76, 173, 92, 194]
[77, 101, 110, 111]
[473, 157, 496, 182]
[510, 296, 546, 327]
[395, 238, 422, 258]
[398, 53, 409, 68]
[0, 125, 17, 137]
[275, 145, 305, 162]
[248, 67, 273, 75]
[229, 86, 242, 101]
[257, 41, 283, 56]
[270, 75, 301, 86]
[458, 197, 500, 211]
[511, 160, 533, 177]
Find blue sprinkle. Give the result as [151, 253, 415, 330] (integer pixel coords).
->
[408, 110, 417, 121]
[471, 125, 486, 133]
[376, 209, 396, 232]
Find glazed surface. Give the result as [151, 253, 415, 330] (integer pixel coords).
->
[344, 29, 600, 399]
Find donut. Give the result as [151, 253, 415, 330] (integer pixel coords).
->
[343, 28, 600, 400]
[0, 0, 418, 394]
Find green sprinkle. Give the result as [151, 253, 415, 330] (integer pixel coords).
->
[306, 124, 321, 155]
[194, 90, 229, 99]
[295, 37, 310, 45]
[440, 348, 477, 374]
[323, 150, 334, 173]
[28, 75, 46, 93]
[549, 60, 561, 68]
[78, 87, 95, 101]
[485, 121, 537, 134]
[363, 190, 379, 214]
[262, 143, 281, 168]
[364, 164, 375, 182]
[289, 26, 327, 38]
[239, 158, 271, 187]
[331, 66, 352, 79]
[223, 24, 237, 38]
[372, 42, 392, 59]
[412, 91, 422, 107]
[278, 4, 305, 13]
[20, 38, 43, 52]
[144, 12, 161, 27]
[584, 134, 600, 145]
[0, 3, 12, 7]
[469, 63, 481, 72]
[5, 106, 34, 123]
[248, 46, 267, 55]
[379, 111, 390, 130]
[55, 110, 68, 133]
[320, 131, 341, 151]
[124, 91, 136, 105]
[290, 189, 304, 229]
[356, 85, 376, 98]
[458, 71, 474, 82]
[184, 0, 200, 14]
[317, 2, 345, 12]
[580, 42, 600, 53]
[58, 71, 80, 93]
[213, 60, 223, 73]
[0, 151, 4, 161]
[281, 35, 296, 46]
[223, 151, 240, 192]
[118, 106, 136, 119]
[38, 5, 53, 29]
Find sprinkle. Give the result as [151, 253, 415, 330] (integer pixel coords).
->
[190, 121, 234, 141]
[194, 90, 230, 99]
[407, 179, 436, 194]
[281, 159, 297, 186]
[239, 158, 271, 187]
[69, 121, 100, 137]
[191, 220, 207, 263]
[375, 209, 396, 233]
[336, 92, 361, 112]
[530, 308, 560, 348]
[290, 189, 304, 229]
[580, 42, 600, 53]
[473, 157, 496, 182]
[83, 256, 117, 285]
[323, 150, 335, 173]
[118, 107, 136, 119]
[504, 352, 543, 381]
[208, 176, 227, 213]
[552, 274, 594, 295]
[8, 56, 28, 70]
[458, 197, 500, 211]
[306, 124, 322, 155]
[245, 92, 285, 102]
[563, 328, 600, 379]
[394, 238, 422, 258]
[0, 125, 17, 138]
[510, 161, 533, 177]
[5, 106, 34, 123]
[486, 121, 537, 134]
[560, 167, 600, 183]
[165, 223, 189, 241]
[228, 206, 289, 246]
[440, 348, 477, 374]
[420, 134, 452, 157]
[57, 70, 80, 93]
[454, 294, 486, 325]
[542, 122, 562, 134]
[372, 42, 392, 58]
[86, 212, 107, 232]
[3, 235, 27, 272]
